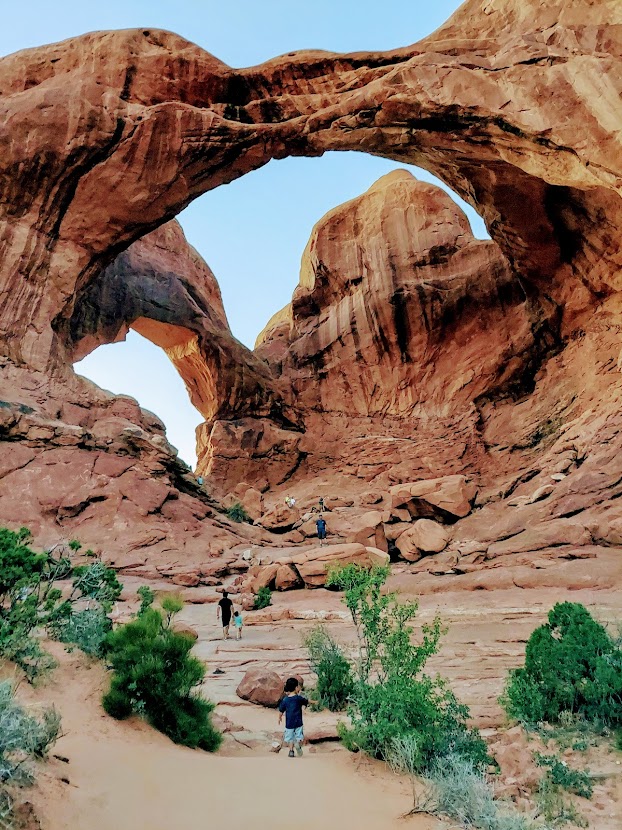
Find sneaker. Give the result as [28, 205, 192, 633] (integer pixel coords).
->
[296, 745, 303, 757]
[288, 750, 295, 758]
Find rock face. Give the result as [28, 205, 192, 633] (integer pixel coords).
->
[1, 0, 622, 571]
[256, 172, 541, 419]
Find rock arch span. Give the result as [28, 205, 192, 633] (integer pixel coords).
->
[0, 0, 620, 389]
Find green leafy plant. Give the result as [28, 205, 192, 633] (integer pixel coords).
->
[501, 602, 622, 727]
[225, 502, 250, 523]
[253, 586, 272, 610]
[102, 598, 221, 751]
[303, 626, 354, 711]
[535, 772, 588, 828]
[327, 564, 489, 771]
[50, 607, 112, 657]
[0, 527, 121, 679]
[0, 679, 60, 828]
[137, 585, 155, 616]
[534, 753, 593, 799]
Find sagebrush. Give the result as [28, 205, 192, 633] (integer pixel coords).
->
[0, 680, 60, 828]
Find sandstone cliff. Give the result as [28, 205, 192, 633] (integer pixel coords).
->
[0, 0, 621, 568]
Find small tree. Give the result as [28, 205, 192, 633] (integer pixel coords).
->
[303, 626, 354, 711]
[501, 602, 622, 727]
[102, 596, 221, 751]
[0, 527, 122, 679]
[327, 564, 488, 771]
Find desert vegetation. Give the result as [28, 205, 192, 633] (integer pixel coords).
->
[102, 593, 221, 751]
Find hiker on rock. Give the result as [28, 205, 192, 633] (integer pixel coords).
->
[217, 590, 233, 639]
[316, 515, 327, 546]
[278, 677, 308, 757]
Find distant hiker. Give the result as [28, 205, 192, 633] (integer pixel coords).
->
[278, 677, 308, 757]
[285, 495, 296, 508]
[217, 590, 233, 639]
[316, 515, 327, 547]
[233, 610, 243, 640]
[197, 476, 204, 486]
[318, 496, 325, 512]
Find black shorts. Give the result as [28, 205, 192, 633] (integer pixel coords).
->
[318, 530, 326, 540]
[222, 615, 231, 627]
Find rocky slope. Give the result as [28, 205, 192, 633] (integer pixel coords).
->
[0, 0, 621, 578]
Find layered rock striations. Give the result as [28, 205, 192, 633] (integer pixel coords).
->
[1, 0, 622, 566]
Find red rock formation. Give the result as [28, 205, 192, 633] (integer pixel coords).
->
[1, 0, 622, 566]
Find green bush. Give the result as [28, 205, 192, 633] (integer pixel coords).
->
[49, 607, 112, 657]
[534, 753, 593, 799]
[225, 502, 250, 523]
[303, 626, 354, 711]
[0, 679, 60, 827]
[253, 586, 272, 610]
[327, 564, 489, 772]
[501, 602, 622, 727]
[0, 527, 121, 679]
[102, 600, 221, 751]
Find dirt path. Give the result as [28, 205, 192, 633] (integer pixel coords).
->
[27, 646, 439, 830]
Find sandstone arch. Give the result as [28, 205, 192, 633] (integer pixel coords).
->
[1, 0, 620, 391]
[65, 220, 294, 427]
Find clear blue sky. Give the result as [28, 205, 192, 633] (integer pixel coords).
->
[3, 0, 483, 467]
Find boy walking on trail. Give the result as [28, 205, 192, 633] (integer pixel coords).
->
[217, 590, 233, 639]
[278, 678, 308, 757]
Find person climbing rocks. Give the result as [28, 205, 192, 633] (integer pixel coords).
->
[217, 590, 233, 639]
[285, 495, 296, 508]
[233, 610, 243, 640]
[278, 677, 308, 757]
[318, 496, 325, 512]
[316, 515, 327, 546]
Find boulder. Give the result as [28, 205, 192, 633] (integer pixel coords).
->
[290, 544, 390, 588]
[275, 564, 303, 591]
[258, 502, 300, 531]
[390, 475, 477, 522]
[251, 562, 280, 593]
[236, 669, 284, 707]
[408, 519, 451, 553]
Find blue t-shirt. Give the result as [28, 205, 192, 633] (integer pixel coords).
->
[316, 518, 326, 533]
[278, 694, 308, 728]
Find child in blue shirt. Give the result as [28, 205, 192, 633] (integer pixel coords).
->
[278, 677, 308, 757]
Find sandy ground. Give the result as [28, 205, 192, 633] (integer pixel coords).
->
[14, 571, 622, 830]
[22, 644, 440, 830]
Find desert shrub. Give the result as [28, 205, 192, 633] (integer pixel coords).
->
[49, 607, 112, 657]
[535, 773, 587, 828]
[253, 586, 272, 610]
[0, 527, 122, 679]
[303, 626, 354, 711]
[102, 600, 221, 751]
[137, 585, 155, 615]
[0, 679, 60, 828]
[534, 753, 592, 799]
[501, 602, 622, 727]
[225, 502, 250, 523]
[427, 754, 539, 830]
[327, 564, 489, 771]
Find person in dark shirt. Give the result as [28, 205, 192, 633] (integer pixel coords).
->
[316, 515, 327, 547]
[278, 677, 308, 757]
[217, 590, 233, 639]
